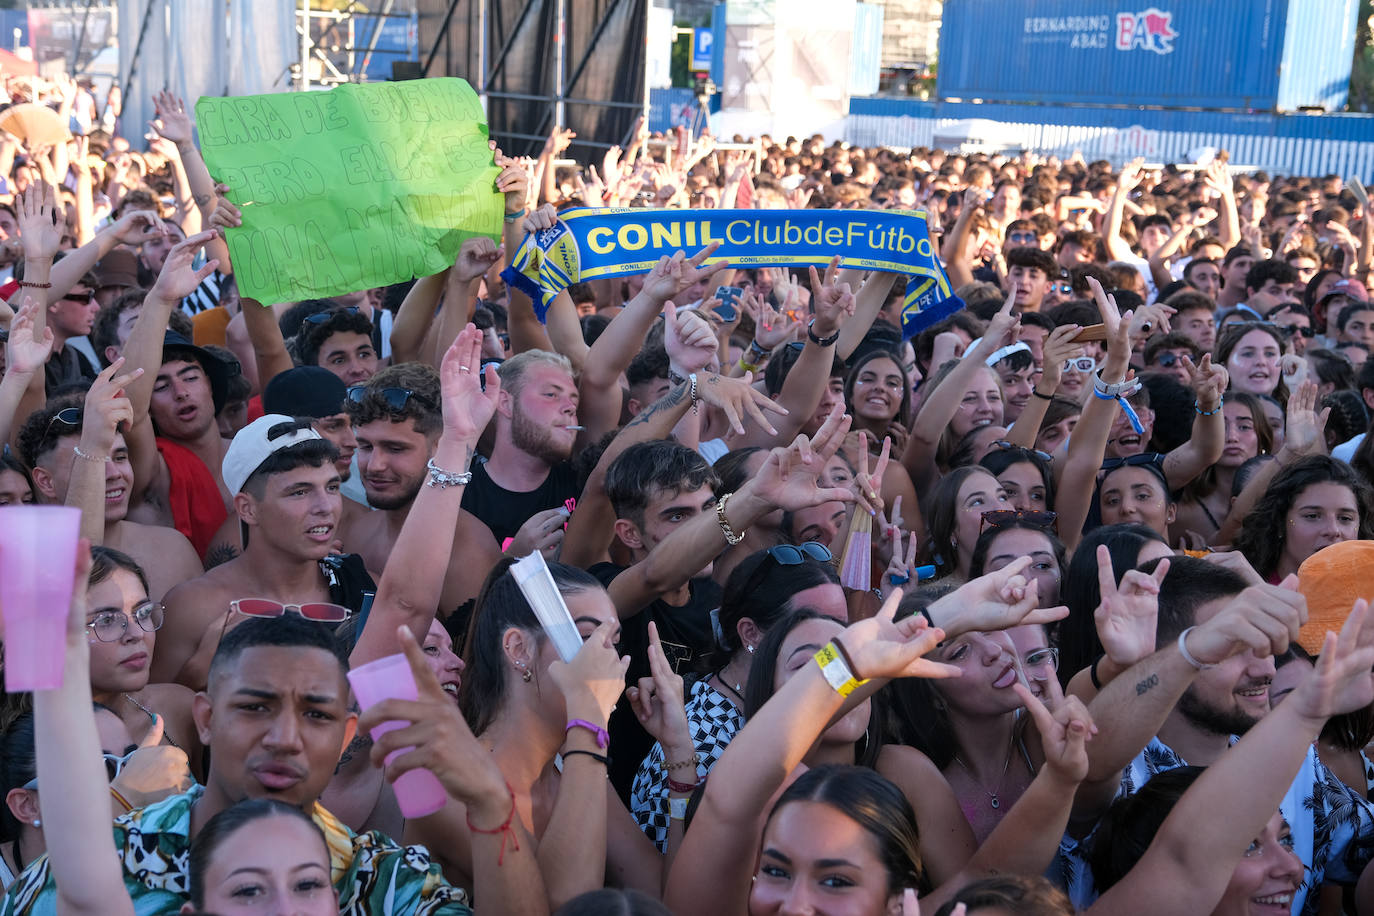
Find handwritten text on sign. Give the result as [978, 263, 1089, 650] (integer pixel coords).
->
[195, 78, 502, 305]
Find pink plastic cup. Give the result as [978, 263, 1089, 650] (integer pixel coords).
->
[347, 653, 448, 818]
[0, 506, 81, 691]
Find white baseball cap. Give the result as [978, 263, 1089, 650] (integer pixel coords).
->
[222, 414, 323, 496]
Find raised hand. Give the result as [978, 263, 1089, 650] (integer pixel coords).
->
[663, 302, 718, 374]
[854, 431, 889, 516]
[439, 324, 500, 442]
[148, 90, 193, 145]
[1281, 380, 1330, 459]
[807, 255, 855, 338]
[1038, 323, 1087, 392]
[1127, 302, 1175, 339]
[149, 230, 220, 302]
[835, 588, 957, 681]
[453, 236, 502, 283]
[522, 202, 559, 235]
[1095, 545, 1166, 668]
[880, 528, 921, 600]
[108, 713, 195, 810]
[548, 621, 631, 728]
[107, 208, 165, 246]
[601, 145, 624, 188]
[1288, 599, 1374, 723]
[1182, 353, 1227, 410]
[927, 556, 1072, 638]
[362, 625, 509, 812]
[16, 180, 61, 261]
[1183, 575, 1306, 666]
[749, 403, 855, 511]
[4, 297, 54, 376]
[506, 507, 569, 560]
[641, 243, 725, 304]
[626, 622, 692, 752]
[493, 150, 530, 215]
[747, 289, 799, 352]
[1117, 157, 1146, 192]
[1014, 681, 1095, 786]
[207, 183, 242, 232]
[81, 357, 142, 456]
[545, 126, 576, 156]
[694, 370, 787, 437]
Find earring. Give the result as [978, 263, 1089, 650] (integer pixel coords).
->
[518, 662, 533, 683]
[746, 644, 755, 654]
[31, 819, 39, 827]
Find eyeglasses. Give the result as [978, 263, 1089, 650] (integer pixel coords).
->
[1062, 357, 1097, 373]
[990, 440, 1053, 463]
[61, 290, 94, 305]
[1099, 452, 1166, 472]
[980, 508, 1057, 532]
[1023, 647, 1059, 673]
[43, 406, 83, 439]
[229, 598, 352, 622]
[345, 386, 437, 412]
[85, 601, 164, 642]
[303, 305, 362, 325]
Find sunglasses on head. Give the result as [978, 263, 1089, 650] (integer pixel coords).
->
[44, 406, 82, 439]
[1099, 452, 1166, 472]
[24, 747, 141, 792]
[991, 440, 1053, 463]
[230, 598, 352, 622]
[739, 542, 834, 602]
[345, 386, 438, 412]
[980, 508, 1057, 532]
[303, 305, 362, 325]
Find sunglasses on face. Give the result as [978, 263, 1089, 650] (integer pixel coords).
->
[86, 601, 164, 643]
[1062, 357, 1097, 373]
[1152, 352, 1185, 368]
[303, 305, 362, 325]
[345, 386, 438, 412]
[1278, 324, 1315, 339]
[1007, 232, 1037, 245]
[980, 508, 1058, 532]
[61, 290, 94, 305]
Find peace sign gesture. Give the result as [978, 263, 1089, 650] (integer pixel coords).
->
[1013, 680, 1095, 787]
[1095, 545, 1167, 669]
[854, 431, 889, 516]
[80, 357, 144, 457]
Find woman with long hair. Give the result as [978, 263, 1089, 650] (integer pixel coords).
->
[1233, 455, 1374, 582]
[743, 608, 978, 886]
[665, 583, 1095, 916]
[921, 467, 1012, 582]
[1172, 393, 1273, 544]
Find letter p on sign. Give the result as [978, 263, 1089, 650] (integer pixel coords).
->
[691, 28, 713, 72]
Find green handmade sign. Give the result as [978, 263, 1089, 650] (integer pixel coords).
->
[195, 78, 502, 305]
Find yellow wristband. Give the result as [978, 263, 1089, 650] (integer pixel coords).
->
[738, 358, 761, 373]
[814, 643, 868, 698]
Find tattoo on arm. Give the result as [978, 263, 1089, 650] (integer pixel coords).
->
[626, 381, 688, 428]
[203, 543, 240, 570]
[1135, 672, 1160, 696]
[192, 192, 213, 207]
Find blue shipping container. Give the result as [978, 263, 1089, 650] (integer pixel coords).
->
[936, 0, 1361, 113]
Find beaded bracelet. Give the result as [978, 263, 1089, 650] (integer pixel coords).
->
[1195, 398, 1223, 416]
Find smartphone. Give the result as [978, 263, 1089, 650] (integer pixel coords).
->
[713, 285, 744, 322]
[1072, 324, 1108, 342]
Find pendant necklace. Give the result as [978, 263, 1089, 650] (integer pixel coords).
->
[952, 742, 1014, 809]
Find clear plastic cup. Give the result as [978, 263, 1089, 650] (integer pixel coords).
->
[347, 653, 448, 818]
[0, 506, 81, 691]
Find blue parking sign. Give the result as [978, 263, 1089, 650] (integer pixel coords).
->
[691, 27, 713, 72]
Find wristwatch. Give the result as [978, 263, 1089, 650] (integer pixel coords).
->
[807, 319, 840, 347]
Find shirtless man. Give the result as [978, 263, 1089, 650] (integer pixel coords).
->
[154, 414, 374, 689]
[17, 362, 202, 601]
[338, 363, 498, 624]
[121, 230, 233, 556]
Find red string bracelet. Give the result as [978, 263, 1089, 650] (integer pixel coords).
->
[466, 782, 521, 865]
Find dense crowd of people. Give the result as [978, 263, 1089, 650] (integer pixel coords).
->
[1, 70, 1374, 915]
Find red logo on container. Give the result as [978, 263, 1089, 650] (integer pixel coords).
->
[1116, 8, 1176, 54]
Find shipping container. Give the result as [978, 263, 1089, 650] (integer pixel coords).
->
[936, 0, 1361, 113]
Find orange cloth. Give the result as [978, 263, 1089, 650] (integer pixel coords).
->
[1295, 540, 1374, 654]
[156, 438, 228, 560]
[191, 306, 231, 348]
